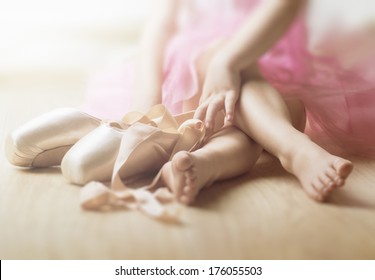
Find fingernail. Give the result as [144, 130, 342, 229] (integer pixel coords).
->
[226, 114, 232, 121]
[205, 121, 211, 129]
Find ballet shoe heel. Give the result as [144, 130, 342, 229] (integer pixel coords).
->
[5, 108, 101, 167]
[6, 133, 74, 167]
[5, 133, 33, 167]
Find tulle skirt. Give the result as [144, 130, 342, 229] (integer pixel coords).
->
[83, 3, 375, 158]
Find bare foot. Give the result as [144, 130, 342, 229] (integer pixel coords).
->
[159, 151, 215, 205]
[290, 147, 353, 202]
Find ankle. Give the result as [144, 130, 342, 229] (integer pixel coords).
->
[193, 150, 220, 186]
[277, 135, 313, 174]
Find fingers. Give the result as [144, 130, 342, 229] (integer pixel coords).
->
[224, 90, 237, 122]
[194, 85, 211, 120]
[194, 102, 207, 122]
[205, 94, 225, 130]
[195, 90, 237, 131]
[195, 93, 225, 131]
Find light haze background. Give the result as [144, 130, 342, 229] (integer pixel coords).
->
[1, 0, 374, 94]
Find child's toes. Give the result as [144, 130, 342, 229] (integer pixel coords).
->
[325, 167, 338, 182]
[326, 165, 345, 187]
[180, 194, 193, 205]
[174, 152, 193, 170]
[319, 174, 336, 193]
[313, 176, 327, 194]
[335, 177, 344, 187]
[306, 182, 324, 201]
[183, 186, 195, 196]
[184, 167, 196, 178]
[333, 158, 353, 179]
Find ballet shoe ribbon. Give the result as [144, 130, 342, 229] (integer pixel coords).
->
[80, 105, 206, 222]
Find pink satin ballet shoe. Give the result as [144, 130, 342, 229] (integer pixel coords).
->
[61, 104, 202, 186]
[60, 121, 125, 185]
[60, 107, 158, 185]
[5, 108, 101, 167]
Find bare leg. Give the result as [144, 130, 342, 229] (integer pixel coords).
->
[177, 41, 352, 202]
[159, 126, 262, 204]
[234, 78, 353, 201]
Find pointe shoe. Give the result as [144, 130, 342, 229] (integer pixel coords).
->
[61, 122, 125, 185]
[62, 105, 206, 186]
[61, 121, 183, 186]
[5, 108, 101, 167]
[60, 106, 157, 186]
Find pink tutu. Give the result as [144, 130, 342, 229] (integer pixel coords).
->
[83, 0, 375, 157]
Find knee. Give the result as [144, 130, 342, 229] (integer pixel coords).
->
[239, 81, 263, 101]
[224, 126, 262, 154]
[233, 81, 265, 125]
[284, 98, 307, 131]
[236, 80, 275, 111]
[235, 82, 255, 113]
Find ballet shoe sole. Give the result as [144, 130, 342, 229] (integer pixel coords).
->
[32, 145, 74, 167]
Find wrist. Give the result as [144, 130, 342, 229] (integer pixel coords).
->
[211, 50, 242, 73]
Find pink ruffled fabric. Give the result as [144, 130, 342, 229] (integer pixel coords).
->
[83, 0, 375, 157]
[258, 13, 375, 157]
[161, 0, 257, 114]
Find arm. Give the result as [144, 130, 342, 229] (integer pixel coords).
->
[135, 0, 179, 112]
[195, 0, 306, 128]
[220, 0, 305, 72]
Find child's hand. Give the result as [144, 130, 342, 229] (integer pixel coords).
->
[194, 55, 241, 131]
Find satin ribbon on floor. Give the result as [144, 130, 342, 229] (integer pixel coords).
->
[79, 105, 206, 222]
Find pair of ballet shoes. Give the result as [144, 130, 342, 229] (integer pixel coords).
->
[5, 105, 210, 220]
[5, 105, 206, 185]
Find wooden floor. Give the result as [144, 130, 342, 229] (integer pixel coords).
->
[1, 75, 375, 260]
